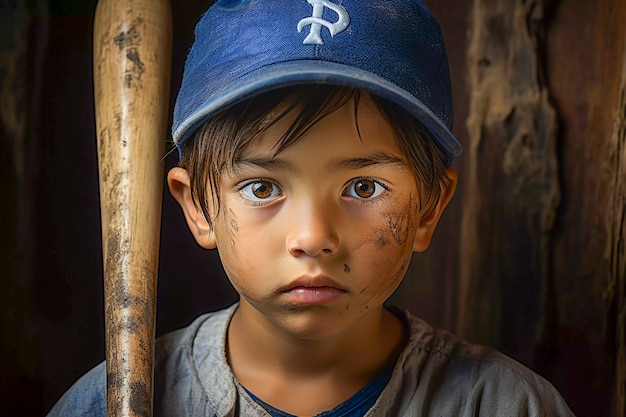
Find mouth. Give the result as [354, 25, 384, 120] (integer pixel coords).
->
[280, 275, 347, 305]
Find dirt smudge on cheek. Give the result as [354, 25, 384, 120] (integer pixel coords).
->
[383, 194, 418, 245]
[227, 207, 239, 234]
[384, 198, 417, 245]
[375, 228, 390, 248]
[364, 195, 418, 250]
[386, 212, 408, 245]
[218, 206, 239, 250]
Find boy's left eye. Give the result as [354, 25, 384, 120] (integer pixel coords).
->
[342, 178, 387, 199]
[239, 180, 283, 201]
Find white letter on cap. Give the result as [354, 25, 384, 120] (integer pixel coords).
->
[298, 0, 350, 45]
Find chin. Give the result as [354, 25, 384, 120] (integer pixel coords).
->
[270, 304, 367, 341]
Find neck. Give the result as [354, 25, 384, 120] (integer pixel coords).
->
[227, 300, 404, 382]
[226, 300, 405, 415]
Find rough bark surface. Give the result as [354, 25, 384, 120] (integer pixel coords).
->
[543, 2, 625, 415]
[455, 0, 625, 415]
[606, 41, 626, 417]
[461, 0, 559, 363]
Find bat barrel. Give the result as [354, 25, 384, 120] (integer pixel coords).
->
[93, 1, 172, 416]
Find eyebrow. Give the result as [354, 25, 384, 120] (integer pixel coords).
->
[234, 152, 407, 174]
[233, 157, 297, 172]
[332, 153, 407, 170]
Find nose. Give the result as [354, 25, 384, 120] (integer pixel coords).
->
[285, 198, 340, 257]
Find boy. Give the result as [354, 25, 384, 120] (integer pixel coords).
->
[49, 0, 575, 415]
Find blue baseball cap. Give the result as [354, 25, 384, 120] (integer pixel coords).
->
[172, 0, 462, 165]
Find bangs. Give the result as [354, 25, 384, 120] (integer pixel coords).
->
[178, 85, 449, 227]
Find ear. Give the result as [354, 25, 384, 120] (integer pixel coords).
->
[413, 168, 458, 252]
[167, 167, 217, 249]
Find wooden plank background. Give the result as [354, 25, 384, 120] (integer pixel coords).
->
[1, 0, 623, 415]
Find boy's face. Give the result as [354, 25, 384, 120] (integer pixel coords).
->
[169, 95, 456, 340]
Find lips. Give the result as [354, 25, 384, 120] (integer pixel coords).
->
[280, 275, 347, 304]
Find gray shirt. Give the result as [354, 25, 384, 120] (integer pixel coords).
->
[48, 304, 575, 416]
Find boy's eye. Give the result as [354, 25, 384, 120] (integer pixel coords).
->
[239, 180, 283, 200]
[343, 178, 387, 199]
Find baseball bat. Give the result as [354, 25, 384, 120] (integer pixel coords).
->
[93, 1, 172, 416]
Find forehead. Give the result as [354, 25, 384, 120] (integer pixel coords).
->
[241, 93, 405, 160]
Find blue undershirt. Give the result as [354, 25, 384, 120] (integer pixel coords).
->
[243, 364, 394, 417]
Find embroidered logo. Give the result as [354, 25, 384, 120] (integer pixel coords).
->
[297, 0, 350, 45]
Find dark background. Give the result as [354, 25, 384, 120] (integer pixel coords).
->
[1, 1, 624, 416]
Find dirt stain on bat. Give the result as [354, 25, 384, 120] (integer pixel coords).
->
[113, 18, 143, 50]
[123, 48, 145, 88]
[112, 18, 145, 88]
[124, 48, 145, 88]
[129, 381, 151, 417]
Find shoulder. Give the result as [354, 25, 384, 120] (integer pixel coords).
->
[46, 362, 106, 417]
[382, 310, 576, 416]
[47, 305, 238, 417]
[155, 304, 235, 361]
[153, 304, 235, 383]
[153, 304, 239, 416]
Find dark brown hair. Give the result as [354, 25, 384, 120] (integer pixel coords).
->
[178, 85, 451, 227]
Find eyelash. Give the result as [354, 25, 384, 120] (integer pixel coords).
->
[236, 179, 284, 204]
[342, 177, 390, 201]
[235, 177, 391, 204]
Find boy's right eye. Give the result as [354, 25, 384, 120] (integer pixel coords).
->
[238, 180, 283, 201]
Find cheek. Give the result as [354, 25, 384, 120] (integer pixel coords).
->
[351, 194, 419, 293]
[214, 206, 278, 292]
[227, 207, 239, 234]
[363, 193, 419, 251]
[214, 208, 239, 254]
[214, 207, 250, 274]
[353, 255, 410, 313]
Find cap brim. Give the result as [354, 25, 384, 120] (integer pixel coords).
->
[173, 60, 461, 165]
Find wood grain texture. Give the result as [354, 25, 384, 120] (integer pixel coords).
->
[454, 1, 625, 414]
[607, 38, 626, 417]
[460, 0, 559, 362]
[93, 0, 172, 415]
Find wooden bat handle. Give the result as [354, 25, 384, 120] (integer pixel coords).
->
[93, 1, 172, 416]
